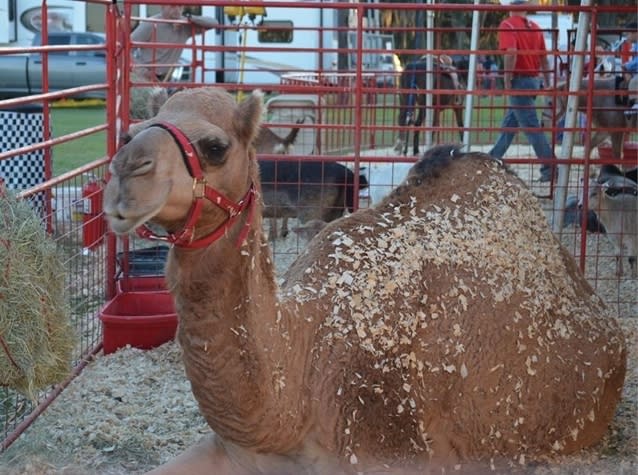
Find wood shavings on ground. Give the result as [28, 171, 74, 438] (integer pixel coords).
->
[0, 343, 209, 474]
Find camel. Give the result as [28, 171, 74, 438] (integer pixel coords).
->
[104, 87, 626, 474]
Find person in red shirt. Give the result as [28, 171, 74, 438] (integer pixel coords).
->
[489, 0, 556, 182]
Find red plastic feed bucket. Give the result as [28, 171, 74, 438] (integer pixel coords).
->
[597, 142, 638, 169]
[99, 291, 178, 354]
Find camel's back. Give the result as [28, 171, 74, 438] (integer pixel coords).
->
[280, 148, 625, 465]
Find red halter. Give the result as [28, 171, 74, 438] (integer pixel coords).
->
[135, 122, 256, 249]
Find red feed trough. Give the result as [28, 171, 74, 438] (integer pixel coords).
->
[100, 291, 177, 355]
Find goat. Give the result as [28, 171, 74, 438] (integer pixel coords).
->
[394, 55, 465, 156]
[564, 164, 637, 236]
[290, 219, 328, 240]
[254, 123, 301, 239]
[583, 172, 638, 278]
[551, 75, 638, 163]
[255, 124, 301, 155]
[259, 160, 368, 240]
[564, 195, 607, 234]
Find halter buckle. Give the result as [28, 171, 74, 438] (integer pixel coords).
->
[192, 178, 207, 199]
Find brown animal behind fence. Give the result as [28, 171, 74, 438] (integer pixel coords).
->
[550, 75, 638, 165]
[394, 55, 465, 156]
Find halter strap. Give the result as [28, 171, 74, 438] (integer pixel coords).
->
[135, 122, 255, 249]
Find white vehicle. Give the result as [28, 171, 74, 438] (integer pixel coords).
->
[184, 0, 392, 86]
[2, 1, 392, 87]
[0, 0, 85, 46]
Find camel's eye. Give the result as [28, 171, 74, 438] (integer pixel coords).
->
[198, 137, 228, 166]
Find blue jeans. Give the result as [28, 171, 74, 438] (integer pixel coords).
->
[489, 77, 554, 169]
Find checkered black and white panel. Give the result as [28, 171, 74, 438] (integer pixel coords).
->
[0, 108, 47, 216]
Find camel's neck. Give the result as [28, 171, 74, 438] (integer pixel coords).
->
[167, 221, 313, 451]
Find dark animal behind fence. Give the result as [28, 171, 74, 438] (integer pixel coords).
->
[259, 160, 369, 239]
[395, 56, 465, 156]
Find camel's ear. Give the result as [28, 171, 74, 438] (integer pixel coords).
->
[235, 90, 263, 146]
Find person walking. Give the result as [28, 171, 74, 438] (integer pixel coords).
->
[621, 21, 638, 76]
[489, 0, 555, 182]
[131, 5, 218, 82]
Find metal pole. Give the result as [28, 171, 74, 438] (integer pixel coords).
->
[552, 1, 591, 233]
[424, 0, 435, 147]
[462, 0, 481, 148]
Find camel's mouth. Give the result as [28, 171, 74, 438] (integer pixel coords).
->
[105, 206, 162, 235]
[103, 181, 169, 236]
[103, 160, 173, 235]
[106, 215, 137, 235]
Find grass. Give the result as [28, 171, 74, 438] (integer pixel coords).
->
[359, 92, 508, 151]
[51, 105, 107, 175]
[47, 93, 509, 175]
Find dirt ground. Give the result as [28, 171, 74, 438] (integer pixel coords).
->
[0, 157, 636, 475]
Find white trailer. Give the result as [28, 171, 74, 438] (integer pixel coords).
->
[0, 0, 86, 46]
[235, 2, 341, 85]
[184, 0, 392, 86]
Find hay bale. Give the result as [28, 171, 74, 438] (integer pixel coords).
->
[0, 187, 74, 400]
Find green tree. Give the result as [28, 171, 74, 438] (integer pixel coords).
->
[378, 0, 505, 63]
[379, 0, 637, 62]
[567, 0, 637, 27]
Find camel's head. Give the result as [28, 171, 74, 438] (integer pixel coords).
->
[104, 88, 263, 246]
